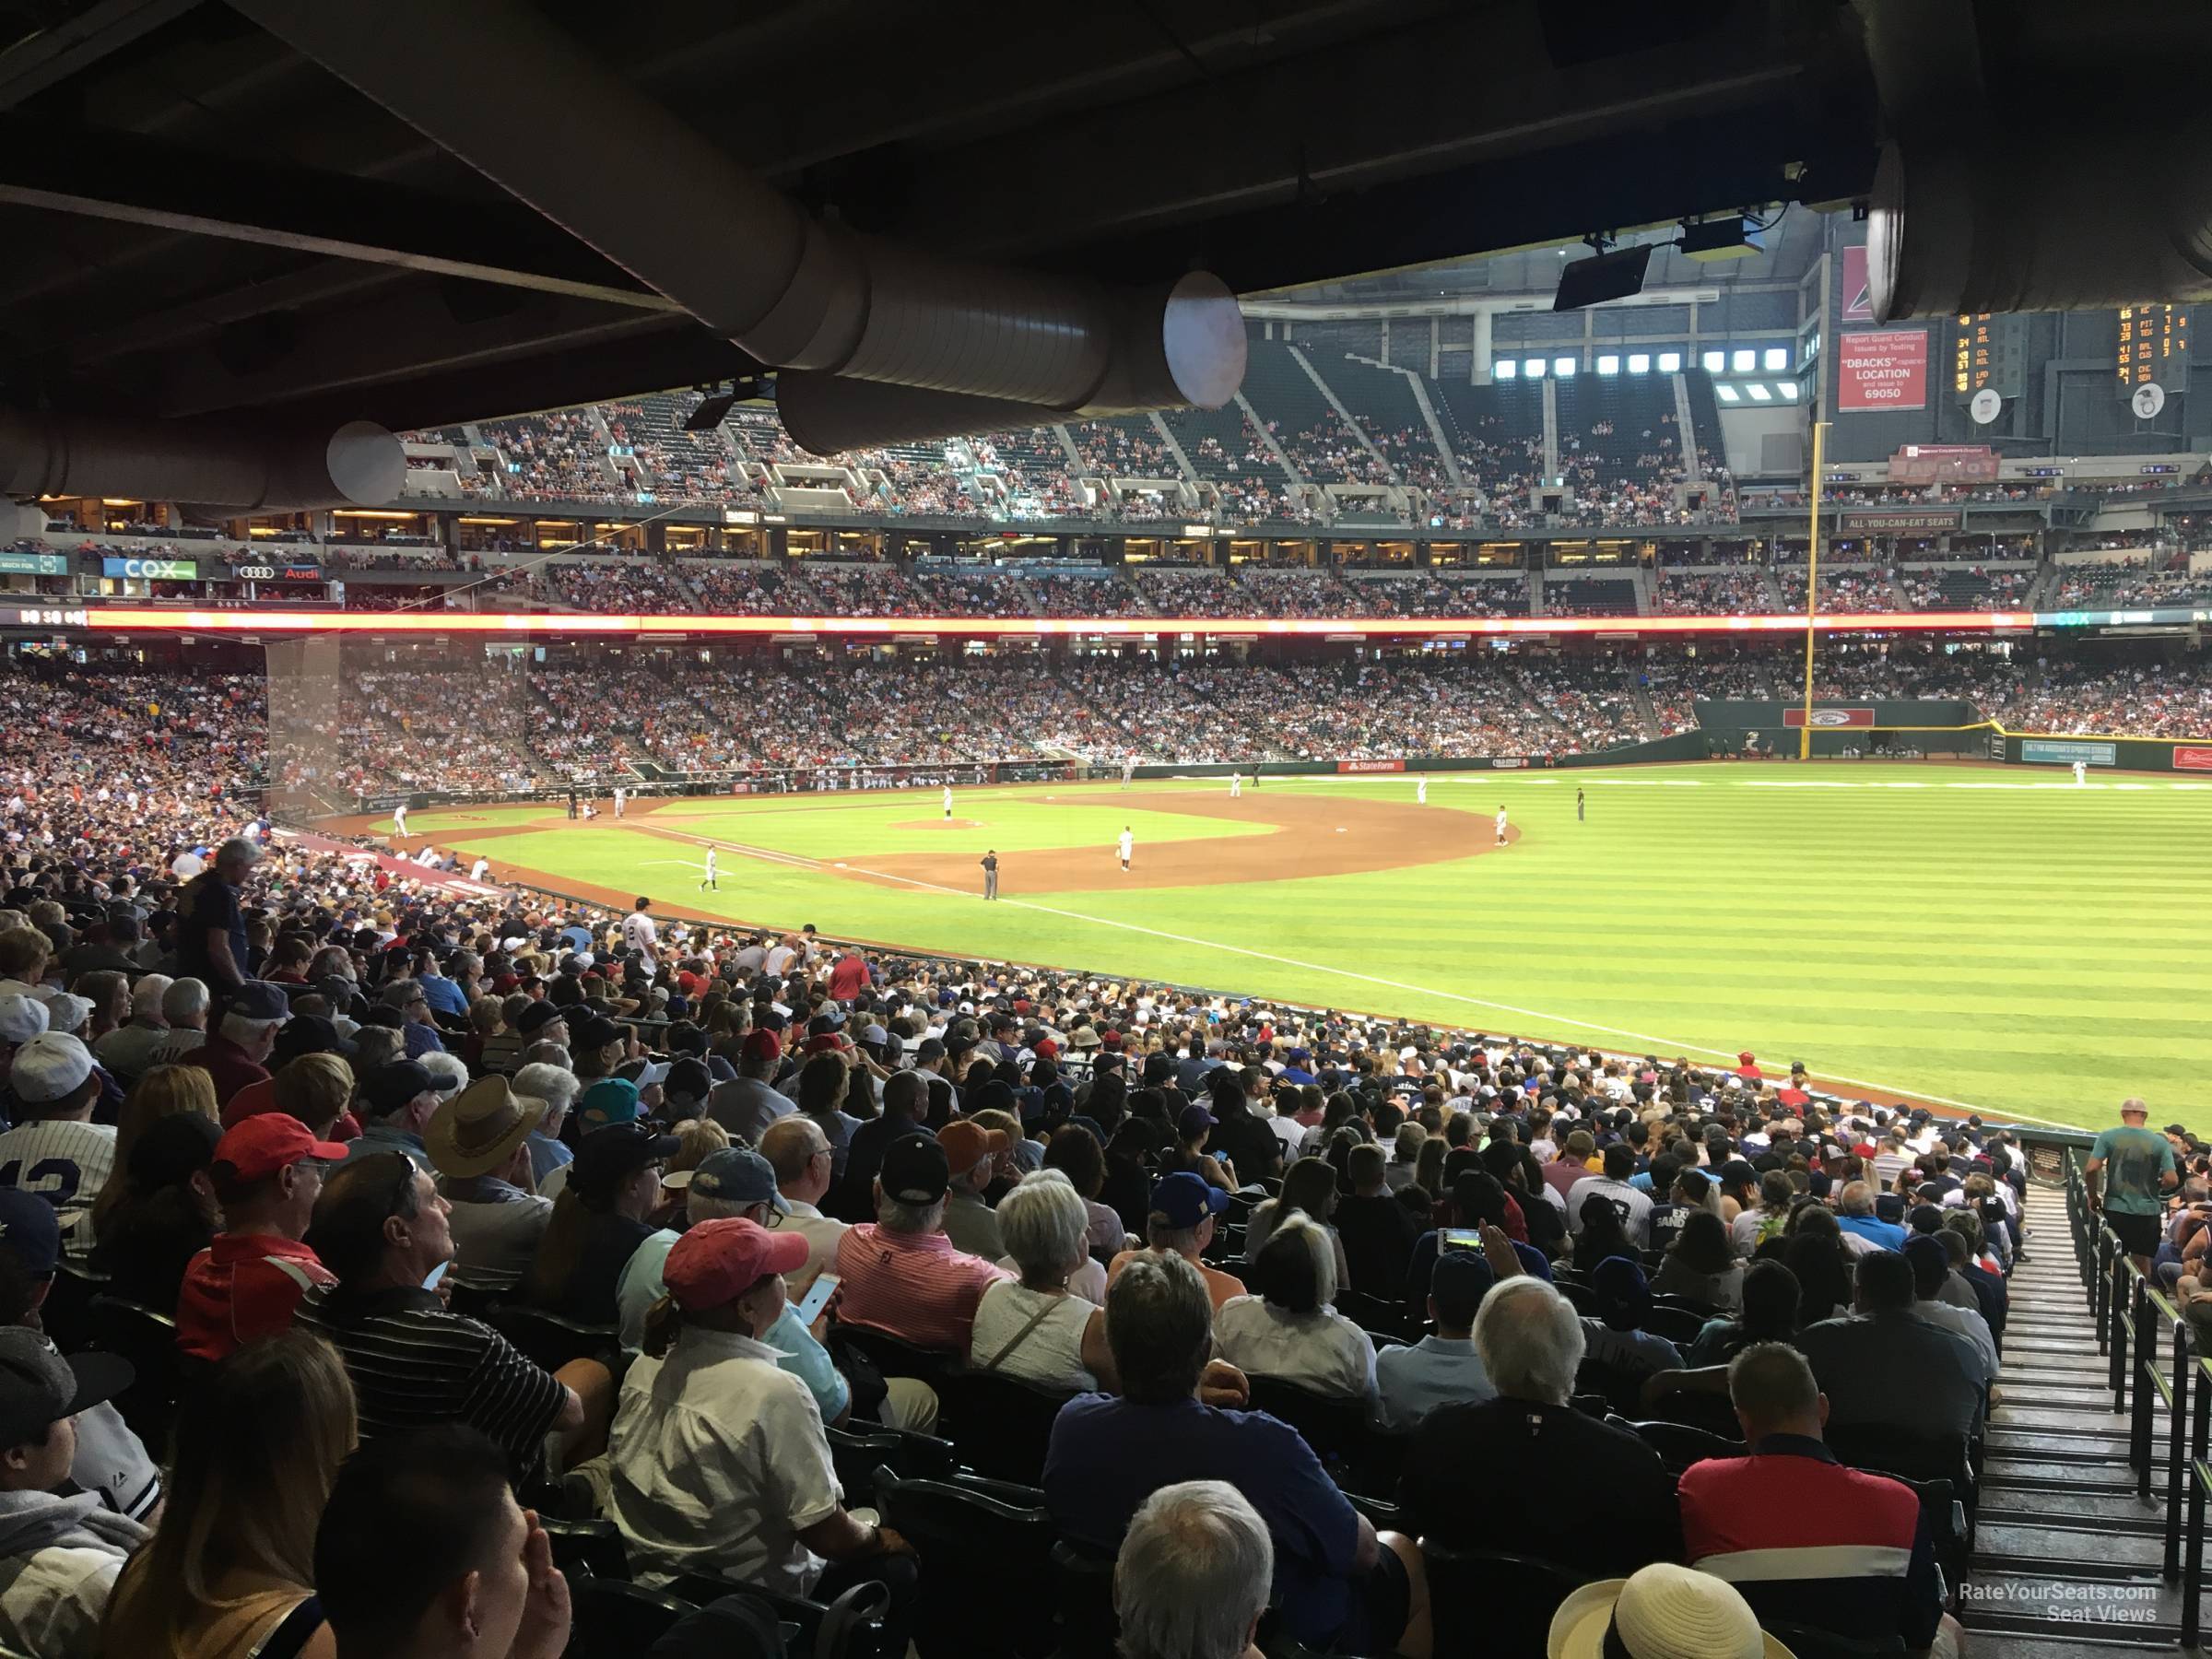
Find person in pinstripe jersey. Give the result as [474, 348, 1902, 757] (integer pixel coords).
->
[0, 1035, 114, 1265]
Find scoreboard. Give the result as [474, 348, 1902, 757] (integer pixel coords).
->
[2117, 304, 2189, 393]
[1951, 312, 2024, 402]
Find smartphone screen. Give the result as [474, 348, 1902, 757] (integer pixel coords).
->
[794, 1272, 840, 1325]
[423, 1261, 448, 1291]
[1441, 1230, 1483, 1253]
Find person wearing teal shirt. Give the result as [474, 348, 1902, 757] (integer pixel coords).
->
[2087, 1098, 2178, 1270]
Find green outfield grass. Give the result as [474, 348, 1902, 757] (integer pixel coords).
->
[408, 765, 2212, 1132]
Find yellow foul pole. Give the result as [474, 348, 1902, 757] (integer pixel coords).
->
[1798, 420, 1830, 760]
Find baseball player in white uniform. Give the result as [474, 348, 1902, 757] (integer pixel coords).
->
[391, 803, 407, 840]
[1495, 806, 1509, 846]
[1230, 772, 1242, 798]
[1121, 759, 1135, 789]
[621, 897, 660, 971]
[2074, 759, 2088, 787]
[1117, 827, 1134, 870]
[613, 786, 626, 818]
[700, 846, 718, 890]
[942, 785, 954, 821]
[1417, 774, 1428, 806]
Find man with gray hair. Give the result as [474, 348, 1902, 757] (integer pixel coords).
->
[180, 981, 289, 1110]
[1834, 1179, 1905, 1253]
[1404, 1275, 1678, 1573]
[1045, 1252, 1427, 1657]
[1115, 1482, 1272, 1659]
[176, 836, 260, 994]
[146, 977, 210, 1068]
[832, 1135, 1007, 1351]
[91, 973, 173, 1083]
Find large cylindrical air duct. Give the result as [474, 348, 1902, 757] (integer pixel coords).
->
[229, 0, 1246, 441]
[1866, 131, 2212, 320]
[0, 410, 405, 509]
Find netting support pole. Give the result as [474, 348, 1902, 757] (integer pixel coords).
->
[1798, 418, 1829, 760]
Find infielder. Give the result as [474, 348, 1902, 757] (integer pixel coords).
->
[700, 845, 718, 890]
[1118, 827, 1134, 870]
[1121, 758, 1135, 789]
[613, 785, 626, 818]
[1416, 774, 1428, 806]
[942, 784, 955, 820]
[2074, 759, 2088, 787]
[1230, 772, 1242, 798]
[1495, 805, 1509, 846]
[391, 802, 408, 840]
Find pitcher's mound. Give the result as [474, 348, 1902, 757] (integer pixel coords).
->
[894, 818, 985, 830]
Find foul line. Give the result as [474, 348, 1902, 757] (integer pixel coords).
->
[636, 825, 2084, 1127]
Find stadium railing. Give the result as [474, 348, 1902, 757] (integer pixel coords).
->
[2064, 1150, 2212, 1645]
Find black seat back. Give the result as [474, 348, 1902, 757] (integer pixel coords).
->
[1049, 1540, 1118, 1659]
[1641, 1305, 1708, 1346]
[84, 1295, 182, 1460]
[1421, 1541, 1591, 1659]
[487, 1304, 617, 1372]
[1245, 1375, 1367, 1461]
[935, 1371, 1075, 1486]
[568, 1577, 695, 1658]
[830, 1322, 958, 1390]
[1761, 1620, 1907, 1658]
[540, 1516, 629, 1581]
[876, 1465, 1056, 1657]
[43, 1259, 108, 1355]
[823, 1423, 958, 1506]
[1611, 1417, 1746, 1477]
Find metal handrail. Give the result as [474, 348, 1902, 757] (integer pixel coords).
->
[2063, 1150, 2209, 1644]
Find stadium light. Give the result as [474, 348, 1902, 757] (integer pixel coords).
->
[1763, 347, 1789, 371]
[1627, 354, 1651, 373]
[1731, 349, 1757, 372]
[1553, 357, 1577, 378]
[1524, 358, 1545, 378]
[1597, 355, 1620, 375]
[1495, 359, 1518, 379]
[1715, 384, 1741, 402]
[1778, 380, 1799, 397]
[1746, 382, 1772, 401]
[1658, 352, 1682, 371]
[1701, 350, 1725, 372]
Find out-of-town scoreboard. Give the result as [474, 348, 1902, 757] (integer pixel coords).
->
[2116, 304, 2188, 392]
[1951, 312, 2024, 402]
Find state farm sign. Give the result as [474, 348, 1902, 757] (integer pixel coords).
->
[1838, 330, 1928, 412]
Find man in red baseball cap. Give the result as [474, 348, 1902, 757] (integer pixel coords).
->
[607, 1218, 917, 1646]
[175, 1115, 349, 1362]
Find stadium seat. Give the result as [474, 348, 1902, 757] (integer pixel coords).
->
[1553, 1279, 1600, 1315]
[539, 1516, 630, 1581]
[1650, 1291, 1721, 1320]
[1048, 1540, 1119, 1659]
[1337, 1289, 1418, 1343]
[824, 1423, 957, 1501]
[1420, 1541, 1591, 1659]
[43, 1259, 108, 1356]
[84, 1295, 183, 1460]
[830, 1323, 959, 1392]
[1641, 1304, 1709, 1346]
[1571, 1359, 1653, 1418]
[443, 1279, 503, 1322]
[935, 1370, 1076, 1486]
[1608, 1416, 1746, 1477]
[873, 1464, 1056, 1657]
[669, 1573, 891, 1659]
[567, 1578, 695, 1657]
[487, 1305, 619, 1372]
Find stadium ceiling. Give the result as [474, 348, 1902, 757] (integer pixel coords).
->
[0, 0, 2204, 445]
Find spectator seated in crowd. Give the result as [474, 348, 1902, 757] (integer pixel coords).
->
[970, 1170, 1116, 1394]
[1114, 1481, 1275, 1659]
[175, 1115, 348, 1363]
[833, 1133, 1008, 1352]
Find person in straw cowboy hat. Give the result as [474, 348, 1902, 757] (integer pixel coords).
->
[427, 1075, 553, 1293]
[1547, 1562, 1794, 1659]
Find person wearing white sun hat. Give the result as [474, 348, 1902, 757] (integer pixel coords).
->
[1547, 1562, 1794, 1659]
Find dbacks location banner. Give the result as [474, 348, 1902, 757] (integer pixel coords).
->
[1838, 331, 1928, 412]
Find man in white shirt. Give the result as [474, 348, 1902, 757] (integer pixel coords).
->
[1117, 828, 1134, 871]
[759, 1117, 849, 1296]
[1564, 1144, 1655, 1248]
[391, 803, 407, 840]
[470, 856, 491, 883]
[1494, 806, 1508, 846]
[619, 898, 659, 972]
[613, 786, 626, 818]
[941, 785, 954, 821]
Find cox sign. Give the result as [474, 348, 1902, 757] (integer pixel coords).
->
[100, 557, 197, 580]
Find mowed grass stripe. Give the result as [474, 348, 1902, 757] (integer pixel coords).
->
[441, 762, 2212, 1131]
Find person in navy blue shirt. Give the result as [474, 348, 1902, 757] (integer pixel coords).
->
[1043, 1251, 1427, 1656]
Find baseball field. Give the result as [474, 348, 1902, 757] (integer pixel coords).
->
[390, 762, 2212, 1133]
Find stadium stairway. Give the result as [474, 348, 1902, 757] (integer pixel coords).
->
[1964, 1183, 2181, 1655]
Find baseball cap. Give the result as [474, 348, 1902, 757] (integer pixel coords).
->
[0, 1192, 60, 1282]
[215, 1115, 350, 1184]
[1150, 1171, 1230, 1230]
[1175, 1104, 1216, 1140]
[664, 1058, 712, 1102]
[1873, 1193, 1907, 1224]
[515, 1001, 567, 1037]
[228, 982, 293, 1024]
[360, 1060, 436, 1117]
[687, 1147, 785, 1212]
[938, 1119, 1008, 1171]
[739, 1030, 782, 1065]
[879, 1134, 950, 1205]
[569, 1123, 681, 1203]
[1588, 1255, 1651, 1331]
[0, 994, 47, 1045]
[272, 1014, 355, 1066]
[0, 1327, 131, 1451]
[662, 1218, 808, 1313]
[577, 1077, 641, 1132]
[36, 994, 92, 1036]
[9, 1033, 92, 1105]
[571, 1015, 624, 1053]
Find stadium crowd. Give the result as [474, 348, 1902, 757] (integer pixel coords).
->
[0, 723, 2045, 1658]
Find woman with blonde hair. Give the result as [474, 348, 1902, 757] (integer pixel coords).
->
[271, 1053, 355, 1140]
[91, 1065, 218, 1241]
[99, 1331, 356, 1659]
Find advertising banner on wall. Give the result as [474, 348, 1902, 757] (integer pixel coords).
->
[1841, 245, 1875, 323]
[2174, 747, 2212, 771]
[2020, 739, 2117, 767]
[1838, 511, 1962, 533]
[100, 556, 196, 580]
[1783, 707, 1877, 729]
[1837, 331, 1928, 412]
[1337, 759, 1406, 773]
[0, 552, 68, 576]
